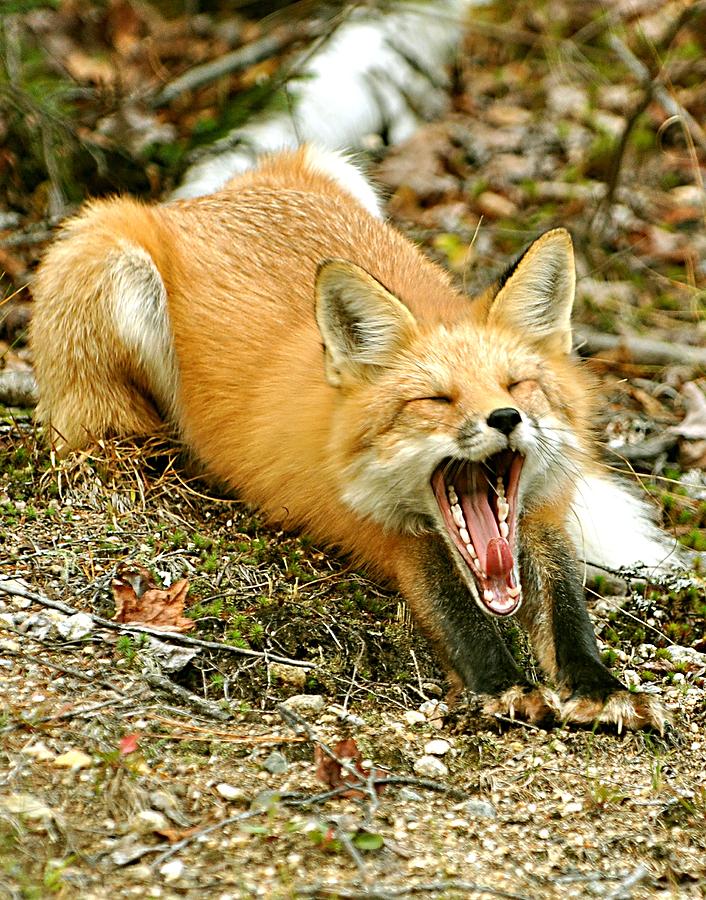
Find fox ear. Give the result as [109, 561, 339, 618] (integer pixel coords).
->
[487, 229, 575, 354]
[315, 259, 417, 387]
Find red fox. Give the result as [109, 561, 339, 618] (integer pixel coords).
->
[31, 146, 677, 731]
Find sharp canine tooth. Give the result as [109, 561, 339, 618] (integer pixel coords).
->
[459, 526, 470, 544]
[452, 505, 465, 528]
[483, 589, 494, 603]
[499, 521, 509, 539]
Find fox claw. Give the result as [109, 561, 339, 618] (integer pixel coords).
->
[560, 691, 670, 734]
[483, 685, 561, 726]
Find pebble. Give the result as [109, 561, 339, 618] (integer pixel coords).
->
[263, 751, 288, 775]
[413, 755, 448, 778]
[281, 694, 325, 716]
[269, 663, 309, 689]
[160, 859, 184, 883]
[404, 710, 426, 726]
[398, 787, 424, 802]
[53, 749, 93, 769]
[55, 612, 94, 641]
[424, 738, 451, 756]
[461, 799, 497, 819]
[135, 809, 169, 832]
[216, 783, 248, 803]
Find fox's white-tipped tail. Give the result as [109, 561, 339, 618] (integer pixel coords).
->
[568, 473, 683, 573]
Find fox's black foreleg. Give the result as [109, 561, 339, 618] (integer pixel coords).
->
[517, 520, 668, 732]
[397, 535, 559, 723]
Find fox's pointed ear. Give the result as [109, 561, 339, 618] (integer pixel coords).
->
[486, 229, 575, 355]
[315, 259, 417, 387]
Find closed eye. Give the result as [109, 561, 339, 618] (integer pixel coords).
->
[412, 396, 453, 404]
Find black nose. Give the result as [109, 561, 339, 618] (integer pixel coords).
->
[487, 407, 522, 435]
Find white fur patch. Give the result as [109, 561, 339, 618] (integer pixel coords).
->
[304, 146, 382, 218]
[109, 244, 178, 417]
[568, 473, 682, 572]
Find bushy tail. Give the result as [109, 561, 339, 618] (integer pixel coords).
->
[568, 472, 683, 573]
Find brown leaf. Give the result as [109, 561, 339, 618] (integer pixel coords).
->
[112, 562, 194, 632]
[314, 739, 385, 797]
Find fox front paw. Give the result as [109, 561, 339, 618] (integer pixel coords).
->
[483, 685, 561, 726]
[561, 690, 670, 734]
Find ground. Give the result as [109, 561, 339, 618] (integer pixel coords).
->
[1, 1, 706, 898]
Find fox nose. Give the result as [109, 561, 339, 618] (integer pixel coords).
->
[487, 407, 522, 435]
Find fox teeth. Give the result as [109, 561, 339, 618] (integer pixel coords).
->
[451, 504, 465, 529]
[483, 589, 494, 603]
[465, 542, 477, 560]
[496, 478, 505, 499]
[499, 521, 509, 539]
[448, 486, 458, 505]
[497, 500, 509, 522]
[508, 585, 521, 598]
[459, 526, 470, 544]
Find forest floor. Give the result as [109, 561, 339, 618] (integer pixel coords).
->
[1, 1, 706, 898]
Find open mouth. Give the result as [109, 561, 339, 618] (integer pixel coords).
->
[431, 451, 524, 616]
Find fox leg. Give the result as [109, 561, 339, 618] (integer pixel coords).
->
[396, 535, 559, 724]
[517, 520, 668, 732]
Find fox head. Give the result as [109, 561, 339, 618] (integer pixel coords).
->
[315, 229, 595, 619]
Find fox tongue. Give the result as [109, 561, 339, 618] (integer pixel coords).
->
[486, 537, 513, 579]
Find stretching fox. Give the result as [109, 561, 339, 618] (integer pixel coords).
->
[31, 146, 677, 730]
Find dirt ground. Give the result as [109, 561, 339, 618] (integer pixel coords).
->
[1, 1, 706, 898]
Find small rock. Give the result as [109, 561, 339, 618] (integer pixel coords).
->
[1, 793, 54, 820]
[23, 741, 56, 762]
[424, 739, 450, 756]
[263, 751, 288, 775]
[476, 190, 518, 219]
[146, 637, 198, 673]
[0, 638, 20, 652]
[413, 755, 448, 779]
[281, 694, 325, 716]
[421, 682, 443, 698]
[135, 809, 169, 832]
[53, 749, 93, 769]
[216, 783, 248, 803]
[666, 645, 705, 667]
[269, 662, 310, 688]
[55, 612, 94, 641]
[398, 787, 424, 802]
[418, 700, 448, 729]
[159, 859, 184, 883]
[404, 710, 426, 726]
[461, 799, 497, 819]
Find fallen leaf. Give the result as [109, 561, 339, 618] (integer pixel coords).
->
[119, 733, 140, 755]
[314, 739, 385, 798]
[112, 562, 195, 632]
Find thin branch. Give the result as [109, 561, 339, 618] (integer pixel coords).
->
[0, 578, 315, 669]
[296, 879, 530, 899]
[151, 20, 324, 107]
[574, 328, 706, 370]
[607, 30, 706, 155]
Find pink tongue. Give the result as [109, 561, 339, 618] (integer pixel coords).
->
[486, 538, 513, 579]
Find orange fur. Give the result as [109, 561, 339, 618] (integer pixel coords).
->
[31, 146, 664, 730]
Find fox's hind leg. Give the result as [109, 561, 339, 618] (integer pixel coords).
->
[518, 519, 669, 733]
[31, 213, 178, 453]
